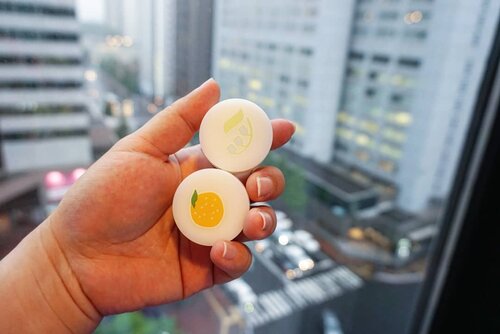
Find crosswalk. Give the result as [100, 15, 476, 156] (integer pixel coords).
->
[244, 266, 363, 328]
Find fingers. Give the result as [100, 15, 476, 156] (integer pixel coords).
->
[211, 241, 252, 284]
[235, 167, 283, 242]
[238, 206, 276, 242]
[132, 78, 220, 157]
[271, 119, 296, 150]
[175, 119, 294, 181]
[246, 166, 285, 202]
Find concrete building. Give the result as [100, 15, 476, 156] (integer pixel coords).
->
[0, 0, 92, 173]
[212, 0, 355, 161]
[104, 0, 124, 34]
[103, 0, 176, 103]
[127, 0, 177, 102]
[332, 0, 499, 212]
[212, 0, 499, 213]
[175, 0, 214, 98]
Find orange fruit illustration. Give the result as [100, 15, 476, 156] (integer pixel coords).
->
[190, 190, 224, 227]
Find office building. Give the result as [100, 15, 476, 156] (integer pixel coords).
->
[213, 0, 499, 213]
[175, 0, 214, 98]
[103, 0, 176, 103]
[0, 0, 92, 173]
[212, 0, 355, 161]
[104, 0, 124, 34]
[332, 0, 499, 212]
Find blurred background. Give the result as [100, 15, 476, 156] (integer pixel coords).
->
[0, 0, 498, 333]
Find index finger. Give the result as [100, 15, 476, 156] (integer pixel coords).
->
[132, 78, 220, 158]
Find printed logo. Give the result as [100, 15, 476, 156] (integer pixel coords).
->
[190, 190, 224, 228]
[224, 109, 253, 155]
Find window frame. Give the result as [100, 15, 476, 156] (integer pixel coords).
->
[410, 21, 500, 334]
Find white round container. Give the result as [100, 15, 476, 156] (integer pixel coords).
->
[172, 168, 250, 246]
[199, 98, 273, 173]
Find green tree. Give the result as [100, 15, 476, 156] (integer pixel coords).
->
[94, 311, 182, 334]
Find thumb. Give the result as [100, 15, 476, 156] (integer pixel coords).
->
[128, 78, 220, 157]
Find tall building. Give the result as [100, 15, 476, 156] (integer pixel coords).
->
[212, 0, 499, 213]
[332, 0, 499, 212]
[175, 0, 213, 98]
[212, 0, 355, 161]
[104, 0, 139, 38]
[103, 0, 176, 103]
[104, 0, 124, 34]
[0, 0, 92, 173]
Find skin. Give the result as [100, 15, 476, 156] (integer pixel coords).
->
[0, 79, 295, 333]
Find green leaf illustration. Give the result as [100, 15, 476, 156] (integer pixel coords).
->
[224, 109, 244, 133]
[191, 190, 198, 208]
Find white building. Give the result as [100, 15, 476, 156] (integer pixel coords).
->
[0, 0, 92, 173]
[212, 0, 355, 161]
[103, 0, 177, 102]
[213, 0, 499, 213]
[332, 0, 499, 212]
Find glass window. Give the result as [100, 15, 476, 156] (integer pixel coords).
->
[0, 1, 498, 334]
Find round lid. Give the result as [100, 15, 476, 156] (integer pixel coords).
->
[172, 169, 249, 246]
[200, 98, 273, 172]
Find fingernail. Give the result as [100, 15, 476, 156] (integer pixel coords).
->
[258, 211, 272, 231]
[256, 176, 273, 198]
[291, 121, 297, 134]
[201, 77, 215, 86]
[222, 241, 236, 260]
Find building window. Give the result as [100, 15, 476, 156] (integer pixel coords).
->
[391, 93, 404, 103]
[268, 43, 277, 51]
[0, 56, 82, 66]
[298, 79, 309, 88]
[349, 51, 365, 61]
[398, 57, 421, 68]
[0, 105, 86, 115]
[368, 71, 379, 81]
[300, 47, 314, 56]
[404, 29, 428, 40]
[280, 75, 290, 83]
[365, 87, 377, 98]
[378, 159, 396, 173]
[353, 25, 369, 36]
[0, 2, 75, 17]
[355, 150, 370, 162]
[1, 129, 88, 141]
[334, 140, 349, 152]
[0, 29, 79, 42]
[372, 54, 390, 64]
[0, 81, 82, 89]
[376, 27, 397, 37]
[379, 11, 399, 21]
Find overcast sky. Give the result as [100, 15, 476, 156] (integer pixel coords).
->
[76, 0, 104, 23]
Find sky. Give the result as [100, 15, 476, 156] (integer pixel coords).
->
[76, 0, 104, 23]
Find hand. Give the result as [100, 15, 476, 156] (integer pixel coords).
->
[0, 79, 294, 332]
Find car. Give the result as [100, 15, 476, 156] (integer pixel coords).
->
[272, 229, 294, 246]
[272, 252, 303, 280]
[224, 279, 257, 309]
[283, 244, 315, 272]
[254, 239, 271, 253]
